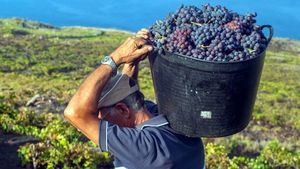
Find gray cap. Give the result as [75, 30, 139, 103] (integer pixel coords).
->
[98, 73, 139, 108]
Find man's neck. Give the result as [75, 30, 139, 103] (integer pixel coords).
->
[134, 107, 153, 126]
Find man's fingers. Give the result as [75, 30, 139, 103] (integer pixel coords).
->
[136, 29, 150, 38]
[140, 28, 149, 32]
[133, 37, 148, 48]
[136, 34, 149, 39]
[137, 29, 149, 34]
[136, 32, 149, 39]
[132, 45, 153, 57]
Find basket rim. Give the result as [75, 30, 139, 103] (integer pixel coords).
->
[159, 49, 267, 65]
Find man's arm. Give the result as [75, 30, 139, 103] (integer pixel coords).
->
[122, 29, 150, 82]
[122, 63, 139, 81]
[64, 64, 114, 144]
[64, 36, 153, 145]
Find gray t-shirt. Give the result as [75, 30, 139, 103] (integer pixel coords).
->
[99, 100, 205, 169]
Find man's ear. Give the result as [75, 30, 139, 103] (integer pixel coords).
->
[114, 103, 131, 119]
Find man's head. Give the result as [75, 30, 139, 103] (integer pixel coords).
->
[97, 73, 145, 127]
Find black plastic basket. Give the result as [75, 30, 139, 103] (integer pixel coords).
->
[149, 25, 273, 137]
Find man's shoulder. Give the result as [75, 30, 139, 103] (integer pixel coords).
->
[133, 115, 205, 169]
[135, 113, 202, 147]
[99, 103, 205, 169]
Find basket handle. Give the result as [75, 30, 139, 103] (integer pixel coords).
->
[260, 25, 273, 44]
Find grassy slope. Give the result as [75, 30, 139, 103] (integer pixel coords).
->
[0, 18, 299, 168]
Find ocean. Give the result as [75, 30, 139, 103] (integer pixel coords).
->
[0, 0, 299, 40]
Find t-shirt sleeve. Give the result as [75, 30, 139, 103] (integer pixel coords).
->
[99, 120, 154, 162]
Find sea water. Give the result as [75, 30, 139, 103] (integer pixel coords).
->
[0, 0, 299, 40]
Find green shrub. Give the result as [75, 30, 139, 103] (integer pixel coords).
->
[18, 142, 113, 169]
[205, 143, 231, 169]
[0, 97, 113, 168]
[259, 140, 300, 168]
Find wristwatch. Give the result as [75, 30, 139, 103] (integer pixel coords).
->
[101, 55, 118, 76]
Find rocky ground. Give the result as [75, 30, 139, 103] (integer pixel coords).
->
[0, 94, 61, 168]
[0, 130, 38, 169]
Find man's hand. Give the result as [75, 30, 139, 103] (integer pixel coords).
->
[122, 29, 152, 80]
[110, 30, 153, 66]
[135, 28, 151, 39]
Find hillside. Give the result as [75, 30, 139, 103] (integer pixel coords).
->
[0, 18, 299, 169]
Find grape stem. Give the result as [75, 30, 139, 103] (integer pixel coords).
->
[247, 48, 255, 54]
[200, 45, 210, 48]
[206, 20, 213, 24]
[191, 21, 203, 26]
[155, 33, 166, 40]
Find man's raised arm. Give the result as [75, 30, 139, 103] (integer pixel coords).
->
[122, 29, 151, 82]
[63, 35, 152, 145]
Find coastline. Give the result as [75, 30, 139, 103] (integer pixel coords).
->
[2, 17, 300, 41]
[61, 25, 135, 35]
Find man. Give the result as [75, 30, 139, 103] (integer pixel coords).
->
[64, 29, 205, 169]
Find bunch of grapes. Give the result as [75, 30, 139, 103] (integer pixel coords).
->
[165, 26, 193, 55]
[149, 4, 268, 62]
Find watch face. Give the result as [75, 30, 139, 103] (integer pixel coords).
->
[103, 56, 110, 62]
[101, 56, 117, 75]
